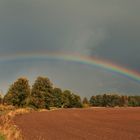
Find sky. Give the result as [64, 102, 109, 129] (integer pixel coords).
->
[0, 0, 140, 97]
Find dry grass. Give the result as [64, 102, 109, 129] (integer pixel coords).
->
[0, 105, 15, 112]
[0, 107, 34, 140]
[82, 104, 90, 108]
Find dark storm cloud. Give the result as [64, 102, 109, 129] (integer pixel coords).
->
[92, 15, 140, 70]
[0, 0, 140, 58]
[0, 0, 140, 95]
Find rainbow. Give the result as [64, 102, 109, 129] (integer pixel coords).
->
[0, 51, 140, 82]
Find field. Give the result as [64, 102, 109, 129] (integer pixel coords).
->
[14, 107, 140, 140]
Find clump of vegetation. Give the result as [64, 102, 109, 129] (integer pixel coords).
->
[0, 133, 5, 140]
[4, 78, 30, 107]
[89, 94, 140, 107]
[2, 76, 140, 109]
[0, 105, 15, 112]
[82, 97, 90, 108]
[62, 90, 82, 108]
[0, 94, 2, 105]
[0, 108, 34, 140]
[30, 76, 53, 109]
[128, 96, 140, 106]
[4, 76, 82, 109]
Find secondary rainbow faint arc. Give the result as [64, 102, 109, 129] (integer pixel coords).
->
[1, 52, 140, 82]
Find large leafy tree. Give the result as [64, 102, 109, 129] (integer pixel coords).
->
[89, 96, 96, 106]
[90, 95, 104, 106]
[30, 76, 53, 109]
[62, 90, 82, 108]
[70, 93, 82, 108]
[102, 94, 121, 107]
[52, 88, 63, 107]
[4, 78, 30, 107]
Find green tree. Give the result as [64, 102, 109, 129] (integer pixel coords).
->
[70, 93, 82, 108]
[89, 96, 96, 106]
[120, 95, 128, 106]
[61, 90, 71, 108]
[128, 96, 139, 107]
[61, 90, 82, 108]
[90, 95, 104, 106]
[109, 94, 121, 107]
[4, 78, 30, 107]
[30, 76, 53, 109]
[82, 97, 89, 105]
[102, 94, 121, 107]
[0, 94, 2, 104]
[62, 90, 71, 108]
[90, 94, 122, 107]
[52, 88, 63, 107]
[90, 94, 140, 107]
[135, 96, 140, 106]
[82, 97, 89, 107]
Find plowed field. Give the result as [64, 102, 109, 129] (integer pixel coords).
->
[14, 107, 140, 140]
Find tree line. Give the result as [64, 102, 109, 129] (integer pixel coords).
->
[89, 94, 140, 107]
[2, 77, 82, 109]
[0, 76, 140, 108]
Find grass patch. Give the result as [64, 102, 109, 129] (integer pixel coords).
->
[0, 133, 5, 140]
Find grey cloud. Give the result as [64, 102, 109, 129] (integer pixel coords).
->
[0, 0, 140, 96]
[0, 0, 140, 56]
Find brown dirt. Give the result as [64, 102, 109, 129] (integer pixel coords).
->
[14, 107, 140, 140]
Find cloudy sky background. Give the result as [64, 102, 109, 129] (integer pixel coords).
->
[0, 0, 140, 97]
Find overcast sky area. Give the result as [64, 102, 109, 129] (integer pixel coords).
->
[0, 0, 140, 97]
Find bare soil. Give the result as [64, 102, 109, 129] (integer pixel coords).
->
[14, 107, 140, 140]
